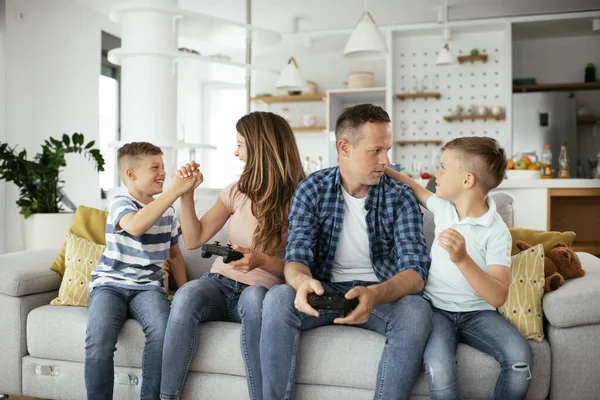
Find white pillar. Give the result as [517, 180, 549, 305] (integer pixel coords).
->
[110, 0, 179, 173]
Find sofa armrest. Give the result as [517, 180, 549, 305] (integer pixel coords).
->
[543, 252, 600, 328]
[0, 248, 62, 297]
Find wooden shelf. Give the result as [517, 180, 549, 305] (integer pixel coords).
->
[571, 242, 600, 255]
[457, 54, 488, 64]
[292, 126, 326, 133]
[396, 92, 441, 101]
[443, 114, 505, 122]
[251, 93, 325, 104]
[396, 140, 443, 146]
[513, 82, 600, 93]
[577, 115, 600, 124]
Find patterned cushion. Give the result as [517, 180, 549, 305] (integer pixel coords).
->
[51, 232, 105, 307]
[508, 227, 575, 256]
[498, 244, 545, 342]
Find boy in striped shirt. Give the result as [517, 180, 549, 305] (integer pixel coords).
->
[85, 142, 199, 400]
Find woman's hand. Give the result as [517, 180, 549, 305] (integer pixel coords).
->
[229, 245, 265, 273]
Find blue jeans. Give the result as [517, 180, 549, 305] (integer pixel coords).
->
[84, 285, 171, 400]
[160, 273, 267, 400]
[423, 305, 533, 400]
[260, 281, 433, 400]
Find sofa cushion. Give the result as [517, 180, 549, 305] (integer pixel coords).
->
[50, 206, 109, 275]
[508, 228, 576, 256]
[499, 244, 545, 342]
[0, 248, 62, 297]
[50, 232, 105, 307]
[543, 252, 600, 328]
[27, 305, 550, 399]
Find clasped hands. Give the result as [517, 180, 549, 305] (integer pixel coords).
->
[171, 160, 203, 196]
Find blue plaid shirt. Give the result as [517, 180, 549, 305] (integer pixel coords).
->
[285, 166, 431, 283]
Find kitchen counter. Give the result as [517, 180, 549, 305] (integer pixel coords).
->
[498, 179, 600, 189]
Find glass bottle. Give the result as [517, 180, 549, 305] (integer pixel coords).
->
[557, 144, 570, 179]
[303, 156, 311, 174]
[540, 144, 552, 179]
[596, 152, 600, 179]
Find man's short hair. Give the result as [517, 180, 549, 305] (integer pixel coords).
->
[335, 104, 391, 147]
[442, 137, 507, 192]
[117, 142, 163, 173]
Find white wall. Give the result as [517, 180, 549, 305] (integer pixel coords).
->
[513, 34, 600, 176]
[0, 0, 6, 254]
[4, 0, 118, 253]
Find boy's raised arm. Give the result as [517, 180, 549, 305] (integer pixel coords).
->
[384, 166, 433, 209]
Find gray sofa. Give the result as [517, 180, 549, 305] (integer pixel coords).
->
[1, 191, 600, 399]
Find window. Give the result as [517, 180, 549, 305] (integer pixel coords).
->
[201, 83, 246, 188]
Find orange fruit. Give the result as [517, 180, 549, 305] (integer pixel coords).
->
[507, 159, 514, 170]
[520, 156, 533, 166]
[528, 164, 541, 170]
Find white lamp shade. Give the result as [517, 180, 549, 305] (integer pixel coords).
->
[436, 43, 455, 65]
[275, 57, 307, 91]
[344, 12, 388, 60]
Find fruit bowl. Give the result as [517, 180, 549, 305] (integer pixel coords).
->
[506, 169, 541, 179]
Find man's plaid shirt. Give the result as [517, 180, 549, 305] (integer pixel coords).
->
[285, 166, 431, 283]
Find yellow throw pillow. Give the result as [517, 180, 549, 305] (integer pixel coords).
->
[509, 228, 576, 256]
[50, 206, 109, 275]
[498, 243, 545, 342]
[51, 232, 105, 307]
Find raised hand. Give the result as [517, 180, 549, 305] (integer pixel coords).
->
[229, 245, 264, 273]
[437, 227, 468, 264]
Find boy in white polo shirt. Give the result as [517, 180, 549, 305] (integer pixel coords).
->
[386, 137, 533, 400]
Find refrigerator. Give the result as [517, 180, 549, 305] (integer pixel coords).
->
[512, 92, 577, 177]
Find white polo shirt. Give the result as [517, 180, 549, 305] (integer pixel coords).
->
[423, 195, 512, 312]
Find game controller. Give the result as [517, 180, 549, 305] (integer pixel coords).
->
[307, 292, 359, 317]
[201, 241, 244, 264]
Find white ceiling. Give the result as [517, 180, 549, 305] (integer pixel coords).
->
[81, 0, 600, 34]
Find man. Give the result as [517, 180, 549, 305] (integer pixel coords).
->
[260, 104, 433, 400]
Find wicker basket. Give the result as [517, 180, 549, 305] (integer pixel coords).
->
[348, 71, 374, 89]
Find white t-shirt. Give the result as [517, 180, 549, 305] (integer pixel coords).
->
[423, 195, 512, 312]
[331, 186, 379, 283]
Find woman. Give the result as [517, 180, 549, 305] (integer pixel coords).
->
[160, 112, 305, 400]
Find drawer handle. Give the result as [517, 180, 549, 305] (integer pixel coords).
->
[35, 365, 60, 376]
[115, 373, 139, 386]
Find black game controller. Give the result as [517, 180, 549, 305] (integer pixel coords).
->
[307, 292, 359, 317]
[201, 241, 244, 264]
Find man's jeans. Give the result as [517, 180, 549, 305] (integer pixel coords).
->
[424, 306, 533, 400]
[260, 281, 433, 400]
[160, 273, 267, 400]
[84, 285, 171, 400]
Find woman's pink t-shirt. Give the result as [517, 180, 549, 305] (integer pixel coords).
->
[209, 182, 286, 289]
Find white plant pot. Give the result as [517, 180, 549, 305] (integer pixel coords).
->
[22, 213, 75, 250]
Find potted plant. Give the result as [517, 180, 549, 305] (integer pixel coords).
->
[0, 132, 105, 249]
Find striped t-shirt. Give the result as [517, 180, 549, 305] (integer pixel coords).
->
[90, 194, 181, 292]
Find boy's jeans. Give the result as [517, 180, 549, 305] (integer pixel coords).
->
[160, 273, 267, 400]
[424, 306, 533, 400]
[260, 281, 433, 400]
[84, 285, 171, 400]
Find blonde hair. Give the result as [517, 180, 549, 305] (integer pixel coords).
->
[236, 112, 305, 255]
[442, 137, 507, 192]
[117, 142, 163, 177]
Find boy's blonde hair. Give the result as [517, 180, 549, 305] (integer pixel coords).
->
[117, 142, 163, 178]
[442, 137, 507, 193]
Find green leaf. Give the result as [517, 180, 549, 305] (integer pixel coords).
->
[62, 134, 70, 146]
[85, 140, 95, 149]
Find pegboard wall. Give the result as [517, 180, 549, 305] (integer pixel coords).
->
[391, 28, 510, 175]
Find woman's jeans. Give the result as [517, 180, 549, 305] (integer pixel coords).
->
[260, 281, 433, 400]
[84, 285, 171, 400]
[160, 273, 267, 400]
[424, 305, 533, 400]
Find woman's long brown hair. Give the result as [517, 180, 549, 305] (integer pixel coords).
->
[236, 112, 305, 255]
